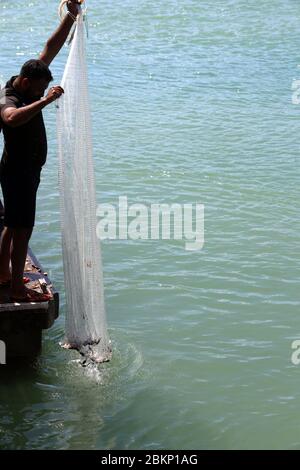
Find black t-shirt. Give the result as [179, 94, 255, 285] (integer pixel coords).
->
[0, 76, 47, 172]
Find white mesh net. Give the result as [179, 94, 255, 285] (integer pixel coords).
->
[57, 11, 111, 363]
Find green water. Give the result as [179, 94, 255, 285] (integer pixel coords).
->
[1, 0, 300, 450]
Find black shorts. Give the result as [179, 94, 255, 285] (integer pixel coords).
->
[0, 167, 41, 228]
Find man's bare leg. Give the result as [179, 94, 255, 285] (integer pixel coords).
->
[10, 227, 32, 297]
[0, 226, 13, 282]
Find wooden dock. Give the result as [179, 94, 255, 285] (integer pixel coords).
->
[0, 200, 59, 361]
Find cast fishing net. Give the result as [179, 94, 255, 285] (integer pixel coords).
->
[57, 5, 111, 363]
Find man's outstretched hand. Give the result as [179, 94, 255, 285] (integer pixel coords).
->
[43, 86, 64, 105]
[67, 0, 82, 17]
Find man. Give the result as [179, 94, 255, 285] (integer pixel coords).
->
[0, 0, 81, 302]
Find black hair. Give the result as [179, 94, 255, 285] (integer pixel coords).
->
[20, 59, 53, 82]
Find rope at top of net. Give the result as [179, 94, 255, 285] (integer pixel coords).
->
[58, 0, 86, 21]
[58, 0, 88, 43]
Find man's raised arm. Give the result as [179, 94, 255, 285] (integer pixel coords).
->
[39, 0, 81, 66]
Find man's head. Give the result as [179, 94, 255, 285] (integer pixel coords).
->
[18, 59, 53, 101]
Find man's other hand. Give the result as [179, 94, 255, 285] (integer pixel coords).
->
[44, 86, 64, 105]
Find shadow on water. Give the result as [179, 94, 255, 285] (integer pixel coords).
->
[0, 357, 42, 383]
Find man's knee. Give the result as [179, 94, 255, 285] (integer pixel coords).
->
[12, 227, 33, 242]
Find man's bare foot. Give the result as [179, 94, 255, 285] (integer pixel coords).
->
[10, 287, 51, 303]
[11, 286, 42, 297]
